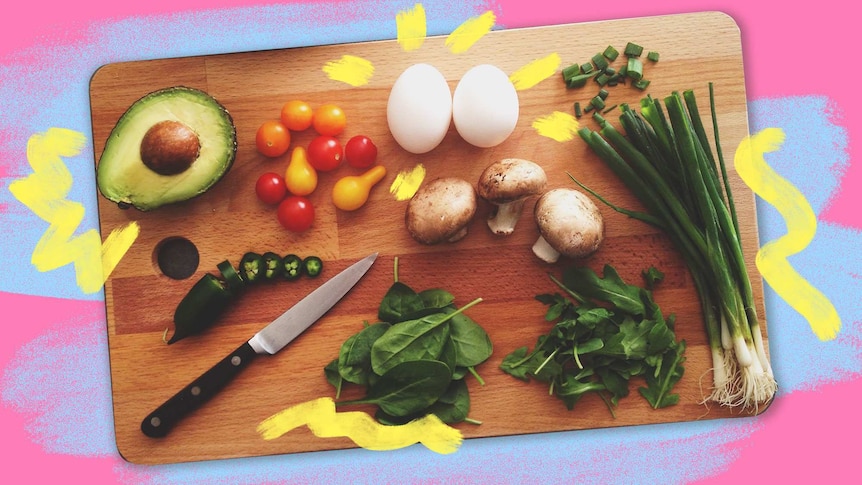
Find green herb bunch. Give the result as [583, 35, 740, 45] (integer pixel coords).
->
[325, 258, 491, 425]
[501, 264, 685, 412]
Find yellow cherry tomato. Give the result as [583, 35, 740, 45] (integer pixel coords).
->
[284, 146, 318, 196]
[332, 165, 387, 211]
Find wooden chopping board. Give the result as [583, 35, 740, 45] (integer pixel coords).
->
[90, 11, 767, 465]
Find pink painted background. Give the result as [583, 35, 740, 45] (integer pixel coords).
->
[2, 0, 859, 483]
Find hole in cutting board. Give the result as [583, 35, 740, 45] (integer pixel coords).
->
[154, 237, 199, 280]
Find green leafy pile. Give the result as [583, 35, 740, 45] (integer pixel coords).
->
[501, 264, 686, 412]
[324, 259, 491, 425]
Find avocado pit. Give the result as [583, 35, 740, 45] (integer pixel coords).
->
[140, 120, 201, 175]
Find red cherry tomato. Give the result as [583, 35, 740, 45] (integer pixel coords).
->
[306, 135, 343, 172]
[344, 135, 378, 169]
[255, 172, 288, 205]
[277, 196, 315, 232]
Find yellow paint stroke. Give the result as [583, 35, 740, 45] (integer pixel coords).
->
[8, 128, 140, 294]
[389, 163, 426, 201]
[734, 128, 842, 341]
[257, 397, 463, 455]
[509, 53, 561, 90]
[323, 55, 375, 87]
[396, 3, 426, 51]
[532, 111, 580, 142]
[445, 10, 495, 54]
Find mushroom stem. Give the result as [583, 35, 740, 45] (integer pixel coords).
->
[532, 235, 561, 263]
[487, 199, 527, 235]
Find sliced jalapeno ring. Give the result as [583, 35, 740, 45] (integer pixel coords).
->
[302, 255, 323, 278]
[262, 252, 283, 280]
[239, 252, 265, 284]
[282, 254, 303, 281]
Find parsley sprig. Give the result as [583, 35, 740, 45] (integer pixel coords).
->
[500, 264, 686, 412]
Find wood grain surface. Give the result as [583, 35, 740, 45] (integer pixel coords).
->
[90, 11, 769, 465]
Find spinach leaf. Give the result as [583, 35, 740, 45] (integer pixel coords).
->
[324, 359, 343, 399]
[445, 308, 493, 367]
[378, 281, 426, 323]
[426, 378, 470, 423]
[338, 360, 452, 417]
[370, 313, 452, 376]
[338, 322, 391, 385]
[418, 288, 456, 309]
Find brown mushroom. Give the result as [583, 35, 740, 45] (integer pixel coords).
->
[406, 177, 477, 244]
[532, 187, 604, 263]
[477, 158, 547, 235]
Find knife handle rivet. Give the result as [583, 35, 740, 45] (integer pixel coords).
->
[231, 356, 242, 366]
[191, 386, 201, 396]
[150, 417, 161, 427]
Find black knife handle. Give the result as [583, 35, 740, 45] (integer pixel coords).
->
[141, 341, 258, 438]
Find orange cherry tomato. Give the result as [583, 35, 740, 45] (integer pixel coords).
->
[312, 103, 347, 136]
[256, 120, 291, 158]
[280, 100, 313, 132]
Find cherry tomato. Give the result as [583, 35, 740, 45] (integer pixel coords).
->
[280, 100, 313, 132]
[277, 196, 315, 232]
[256, 120, 291, 158]
[344, 135, 378, 169]
[306, 135, 343, 172]
[312, 104, 346, 136]
[255, 172, 288, 205]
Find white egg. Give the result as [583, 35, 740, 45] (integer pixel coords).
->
[452, 64, 519, 148]
[387, 63, 453, 154]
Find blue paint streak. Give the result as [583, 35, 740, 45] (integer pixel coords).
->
[1, 2, 860, 484]
[748, 97, 861, 393]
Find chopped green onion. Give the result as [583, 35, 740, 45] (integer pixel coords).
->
[627, 58, 643, 81]
[590, 95, 606, 110]
[624, 42, 643, 57]
[580, 62, 594, 74]
[562, 63, 582, 82]
[603, 45, 620, 61]
[602, 104, 618, 114]
[566, 72, 594, 89]
[574, 101, 583, 118]
[592, 53, 609, 71]
[595, 73, 611, 86]
[599, 88, 610, 100]
[647, 51, 660, 62]
[633, 79, 651, 90]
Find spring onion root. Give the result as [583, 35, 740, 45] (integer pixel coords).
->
[575, 84, 776, 411]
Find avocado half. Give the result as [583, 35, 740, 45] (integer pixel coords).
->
[96, 86, 237, 211]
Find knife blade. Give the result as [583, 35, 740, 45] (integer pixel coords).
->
[141, 252, 378, 438]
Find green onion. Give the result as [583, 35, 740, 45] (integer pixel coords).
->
[590, 95, 606, 110]
[627, 58, 644, 81]
[647, 51, 660, 62]
[603, 45, 620, 61]
[574, 101, 583, 118]
[574, 85, 776, 411]
[624, 42, 644, 57]
[561, 63, 582, 82]
[592, 53, 609, 71]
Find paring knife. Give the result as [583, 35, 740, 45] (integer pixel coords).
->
[141, 252, 378, 438]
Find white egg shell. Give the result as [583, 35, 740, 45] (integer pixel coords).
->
[452, 64, 519, 148]
[387, 63, 453, 154]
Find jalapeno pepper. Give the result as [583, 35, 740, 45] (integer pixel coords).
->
[239, 252, 265, 283]
[169, 273, 234, 344]
[262, 252, 283, 280]
[302, 255, 323, 278]
[217, 259, 245, 293]
[282, 254, 303, 281]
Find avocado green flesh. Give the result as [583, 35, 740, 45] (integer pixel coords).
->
[96, 87, 237, 211]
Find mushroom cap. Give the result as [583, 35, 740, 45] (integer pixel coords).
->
[477, 158, 548, 204]
[534, 187, 604, 258]
[406, 177, 477, 244]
